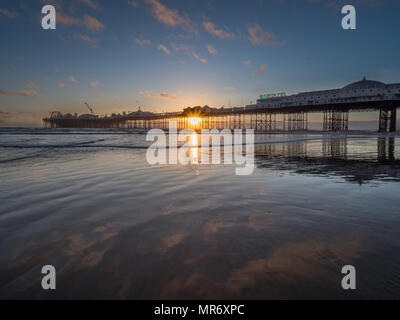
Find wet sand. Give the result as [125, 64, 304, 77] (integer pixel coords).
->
[0, 130, 400, 299]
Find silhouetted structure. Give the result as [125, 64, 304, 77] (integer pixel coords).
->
[43, 78, 400, 132]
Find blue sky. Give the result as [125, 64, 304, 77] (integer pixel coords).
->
[1, 0, 400, 126]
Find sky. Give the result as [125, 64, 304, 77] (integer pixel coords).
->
[0, 0, 400, 126]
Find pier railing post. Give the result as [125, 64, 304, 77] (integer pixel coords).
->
[390, 108, 397, 132]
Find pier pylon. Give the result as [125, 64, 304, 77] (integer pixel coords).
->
[379, 108, 397, 132]
[323, 109, 349, 132]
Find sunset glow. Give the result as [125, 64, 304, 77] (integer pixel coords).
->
[188, 117, 202, 126]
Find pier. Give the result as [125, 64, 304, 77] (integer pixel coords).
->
[43, 100, 399, 132]
[43, 78, 400, 132]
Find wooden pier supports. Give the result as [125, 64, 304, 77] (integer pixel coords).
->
[323, 110, 349, 132]
[283, 112, 307, 131]
[250, 112, 277, 131]
[379, 108, 397, 132]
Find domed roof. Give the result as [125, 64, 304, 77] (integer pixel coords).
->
[343, 77, 386, 90]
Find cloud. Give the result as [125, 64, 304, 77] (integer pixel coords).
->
[139, 91, 177, 101]
[0, 89, 42, 97]
[305, 0, 385, 9]
[0, 111, 12, 117]
[172, 43, 190, 52]
[57, 12, 104, 33]
[26, 81, 39, 90]
[133, 38, 151, 48]
[206, 44, 217, 55]
[171, 44, 207, 63]
[224, 86, 237, 91]
[145, 0, 196, 33]
[0, 8, 18, 18]
[78, 0, 101, 10]
[159, 93, 176, 100]
[72, 33, 98, 46]
[83, 14, 104, 32]
[248, 24, 285, 46]
[257, 64, 267, 75]
[128, 0, 139, 8]
[90, 81, 99, 87]
[203, 21, 234, 39]
[243, 60, 252, 65]
[57, 12, 81, 26]
[69, 76, 79, 84]
[157, 44, 171, 55]
[325, 1, 340, 9]
[58, 82, 66, 88]
[191, 50, 207, 64]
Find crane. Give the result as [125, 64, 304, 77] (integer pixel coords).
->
[85, 102, 94, 114]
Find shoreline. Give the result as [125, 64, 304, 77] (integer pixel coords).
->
[0, 127, 399, 136]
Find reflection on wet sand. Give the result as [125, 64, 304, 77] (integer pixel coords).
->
[255, 137, 400, 184]
[1, 136, 400, 299]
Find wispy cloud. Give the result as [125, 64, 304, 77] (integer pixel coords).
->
[203, 21, 234, 39]
[145, 0, 196, 33]
[305, 0, 384, 9]
[69, 76, 79, 84]
[0, 89, 42, 97]
[0, 110, 12, 117]
[0, 8, 18, 18]
[57, 12, 81, 26]
[256, 64, 267, 75]
[78, 0, 101, 10]
[83, 14, 104, 32]
[206, 44, 217, 55]
[58, 82, 66, 88]
[57, 12, 104, 33]
[224, 86, 237, 91]
[26, 81, 39, 90]
[133, 38, 152, 48]
[139, 91, 177, 101]
[90, 81, 99, 88]
[172, 44, 190, 52]
[157, 44, 171, 55]
[171, 44, 207, 63]
[191, 50, 207, 64]
[0, 110, 41, 124]
[248, 24, 285, 46]
[128, 0, 139, 8]
[72, 33, 98, 46]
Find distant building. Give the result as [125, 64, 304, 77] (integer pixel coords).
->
[246, 78, 400, 110]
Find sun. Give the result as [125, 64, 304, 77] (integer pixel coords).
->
[188, 117, 202, 126]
